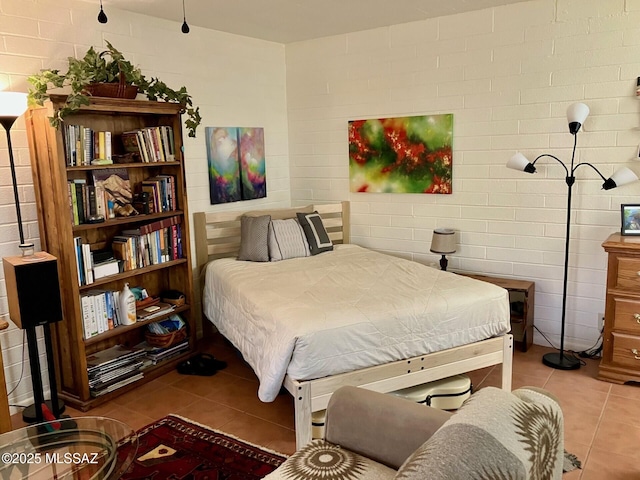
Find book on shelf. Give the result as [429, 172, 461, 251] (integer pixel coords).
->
[88, 360, 144, 388]
[92, 168, 132, 214]
[136, 302, 175, 320]
[112, 224, 182, 270]
[146, 340, 189, 365]
[121, 215, 181, 236]
[81, 289, 121, 338]
[74, 237, 97, 286]
[92, 258, 120, 280]
[140, 175, 176, 213]
[63, 124, 112, 166]
[119, 126, 175, 163]
[90, 371, 144, 397]
[134, 339, 190, 366]
[86, 344, 146, 372]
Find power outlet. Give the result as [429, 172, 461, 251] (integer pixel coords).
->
[598, 313, 605, 331]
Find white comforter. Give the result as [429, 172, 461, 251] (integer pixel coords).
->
[203, 244, 510, 402]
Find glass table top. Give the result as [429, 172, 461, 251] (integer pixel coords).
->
[0, 416, 138, 480]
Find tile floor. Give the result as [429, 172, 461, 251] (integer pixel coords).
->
[11, 337, 640, 478]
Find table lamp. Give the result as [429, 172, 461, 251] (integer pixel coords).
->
[430, 229, 456, 271]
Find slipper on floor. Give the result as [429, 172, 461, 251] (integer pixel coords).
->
[177, 353, 227, 376]
[198, 353, 227, 372]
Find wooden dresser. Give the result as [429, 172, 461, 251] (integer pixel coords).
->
[599, 233, 640, 383]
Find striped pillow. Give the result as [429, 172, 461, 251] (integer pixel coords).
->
[268, 219, 310, 261]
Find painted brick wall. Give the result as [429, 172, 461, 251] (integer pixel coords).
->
[0, 0, 290, 414]
[285, 0, 640, 352]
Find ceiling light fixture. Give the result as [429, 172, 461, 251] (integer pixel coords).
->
[97, 0, 108, 24]
[181, 0, 190, 34]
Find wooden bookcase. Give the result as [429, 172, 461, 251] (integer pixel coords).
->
[25, 96, 196, 411]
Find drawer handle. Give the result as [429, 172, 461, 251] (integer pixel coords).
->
[635, 313, 640, 322]
[632, 349, 640, 360]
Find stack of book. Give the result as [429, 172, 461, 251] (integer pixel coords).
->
[86, 345, 145, 397]
[121, 126, 175, 163]
[64, 125, 112, 166]
[140, 174, 177, 213]
[144, 339, 189, 365]
[112, 215, 183, 271]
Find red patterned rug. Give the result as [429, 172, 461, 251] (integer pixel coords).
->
[119, 415, 287, 479]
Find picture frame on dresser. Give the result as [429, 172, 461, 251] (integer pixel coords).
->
[620, 204, 640, 235]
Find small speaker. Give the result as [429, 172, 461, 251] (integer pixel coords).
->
[3, 252, 63, 329]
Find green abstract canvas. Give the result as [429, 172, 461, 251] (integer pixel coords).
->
[349, 114, 453, 194]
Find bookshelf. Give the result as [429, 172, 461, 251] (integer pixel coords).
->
[25, 95, 196, 410]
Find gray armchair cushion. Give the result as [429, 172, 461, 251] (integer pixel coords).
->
[325, 386, 452, 469]
[395, 387, 564, 480]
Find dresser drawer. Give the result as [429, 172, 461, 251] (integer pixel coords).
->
[615, 257, 640, 289]
[613, 298, 640, 334]
[611, 332, 640, 368]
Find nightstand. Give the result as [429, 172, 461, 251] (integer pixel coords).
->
[458, 273, 535, 352]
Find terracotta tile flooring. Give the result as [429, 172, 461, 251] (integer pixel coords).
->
[11, 338, 640, 478]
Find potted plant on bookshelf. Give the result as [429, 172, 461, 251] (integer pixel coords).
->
[27, 41, 201, 137]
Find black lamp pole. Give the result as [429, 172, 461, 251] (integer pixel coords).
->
[1, 116, 25, 245]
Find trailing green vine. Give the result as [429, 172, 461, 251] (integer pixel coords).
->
[27, 41, 201, 137]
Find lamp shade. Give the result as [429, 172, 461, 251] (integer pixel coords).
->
[602, 167, 639, 190]
[430, 228, 456, 254]
[567, 102, 589, 134]
[0, 92, 28, 118]
[507, 152, 536, 174]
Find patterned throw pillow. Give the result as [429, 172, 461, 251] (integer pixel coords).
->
[238, 215, 271, 262]
[262, 440, 395, 480]
[268, 219, 310, 261]
[296, 212, 333, 255]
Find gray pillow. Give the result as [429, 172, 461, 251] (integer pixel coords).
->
[268, 218, 310, 261]
[297, 212, 333, 255]
[238, 214, 271, 262]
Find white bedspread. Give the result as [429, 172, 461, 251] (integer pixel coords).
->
[203, 244, 510, 402]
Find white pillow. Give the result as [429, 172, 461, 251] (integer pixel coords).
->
[268, 219, 310, 261]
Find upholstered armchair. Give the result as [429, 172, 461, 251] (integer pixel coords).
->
[266, 385, 564, 480]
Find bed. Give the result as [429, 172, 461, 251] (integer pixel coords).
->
[194, 201, 513, 448]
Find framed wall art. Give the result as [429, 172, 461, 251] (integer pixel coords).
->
[206, 126, 266, 204]
[349, 114, 453, 194]
[621, 204, 640, 235]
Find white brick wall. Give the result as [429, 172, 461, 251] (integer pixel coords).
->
[0, 0, 289, 414]
[2, 0, 638, 414]
[286, 0, 640, 353]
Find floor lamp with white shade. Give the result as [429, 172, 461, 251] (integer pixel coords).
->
[0, 91, 65, 423]
[507, 102, 639, 370]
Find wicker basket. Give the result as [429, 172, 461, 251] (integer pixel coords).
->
[145, 325, 187, 348]
[84, 73, 138, 99]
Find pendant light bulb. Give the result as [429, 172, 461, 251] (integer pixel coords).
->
[98, 0, 108, 24]
[181, 0, 190, 33]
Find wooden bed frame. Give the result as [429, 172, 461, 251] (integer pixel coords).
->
[193, 201, 513, 449]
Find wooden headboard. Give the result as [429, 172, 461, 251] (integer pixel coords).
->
[193, 201, 350, 276]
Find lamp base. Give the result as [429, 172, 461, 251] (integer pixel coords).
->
[542, 352, 580, 370]
[22, 399, 65, 423]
